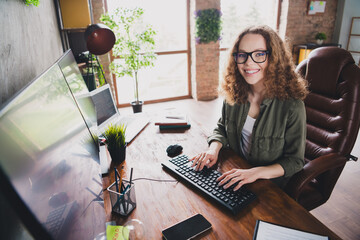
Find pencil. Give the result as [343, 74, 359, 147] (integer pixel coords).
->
[114, 167, 119, 193]
[129, 167, 133, 187]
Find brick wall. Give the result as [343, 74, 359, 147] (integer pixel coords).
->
[285, 0, 338, 46]
[194, 42, 220, 100]
[191, 0, 221, 101]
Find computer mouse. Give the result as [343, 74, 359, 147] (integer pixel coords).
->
[166, 144, 183, 157]
[49, 192, 69, 208]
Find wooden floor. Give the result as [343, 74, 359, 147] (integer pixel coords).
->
[120, 97, 360, 240]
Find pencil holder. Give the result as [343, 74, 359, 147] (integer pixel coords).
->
[108, 180, 136, 216]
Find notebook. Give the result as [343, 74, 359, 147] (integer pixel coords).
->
[90, 84, 149, 144]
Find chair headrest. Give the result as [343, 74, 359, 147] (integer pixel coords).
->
[305, 47, 355, 97]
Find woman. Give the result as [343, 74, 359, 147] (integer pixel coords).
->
[191, 25, 308, 190]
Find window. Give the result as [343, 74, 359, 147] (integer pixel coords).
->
[219, 0, 279, 79]
[106, 0, 190, 105]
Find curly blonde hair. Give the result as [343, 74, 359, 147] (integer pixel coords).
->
[220, 25, 308, 104]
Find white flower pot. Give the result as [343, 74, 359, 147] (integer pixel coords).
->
[316, 39, 323, 45]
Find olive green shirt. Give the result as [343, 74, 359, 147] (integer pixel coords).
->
[208, 98, 306, 188]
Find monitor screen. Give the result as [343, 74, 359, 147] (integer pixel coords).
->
[0, 58, 106, 239]
[57, 50, 98, 141]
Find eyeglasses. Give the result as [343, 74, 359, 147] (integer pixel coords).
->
[232, 50, 270, 64]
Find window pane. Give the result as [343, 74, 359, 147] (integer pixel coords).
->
[115, 54, 188, 104]
[348, 36, 360, 52]
[107, 0, 187, 52]
[219, 0, 279, 81]
[219, 50, 231, 79]
[220, 0, 279, 48]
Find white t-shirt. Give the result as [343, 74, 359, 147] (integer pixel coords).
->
[241, 115, 256, 159]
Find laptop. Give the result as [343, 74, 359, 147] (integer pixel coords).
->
[90, 84, 149, 144]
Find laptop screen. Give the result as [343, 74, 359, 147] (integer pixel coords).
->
[90, 84, 118, 126]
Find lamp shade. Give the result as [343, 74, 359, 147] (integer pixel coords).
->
[84, 23, 116, 55]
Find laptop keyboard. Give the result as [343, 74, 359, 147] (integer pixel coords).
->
[44, 201, 76, 239]
[98, 114, 149, 143]
[162, 155, 256, 215]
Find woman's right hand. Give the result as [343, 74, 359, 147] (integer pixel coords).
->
[189, 141, 222, 171]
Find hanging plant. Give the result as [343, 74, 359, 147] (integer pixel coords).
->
[195, 8, 222, 44]
[24, 0, 40, 6]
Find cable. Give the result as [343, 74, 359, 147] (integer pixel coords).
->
[130, 177, 178, 183]
[103, 177, 178, 192]
[115, 168, 178, 183]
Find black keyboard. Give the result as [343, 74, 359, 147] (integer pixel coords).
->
[161, 155, 256, 215]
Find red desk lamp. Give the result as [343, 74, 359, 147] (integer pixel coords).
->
[84, 23, 115, 85]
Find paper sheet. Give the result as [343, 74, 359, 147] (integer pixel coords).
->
[308, 1, 326, 15]
[254, 221, 329, 240]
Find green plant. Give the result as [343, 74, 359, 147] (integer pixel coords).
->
[100, 7, 157, 104]
[195, 8, 222, 44]
[315, 32, 327, 40]
[24, 0, 39, 6]
[102, 124, 126, 150]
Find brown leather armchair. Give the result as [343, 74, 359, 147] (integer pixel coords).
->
[285, 47, 360, 211]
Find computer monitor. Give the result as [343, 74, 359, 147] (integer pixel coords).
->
[0, 55, 106, 239]
[57, 49, 98, 144]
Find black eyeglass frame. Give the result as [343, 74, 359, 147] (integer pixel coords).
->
[232, 50, 270, 64]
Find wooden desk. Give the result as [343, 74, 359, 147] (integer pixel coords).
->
[102, 115, 340, 239]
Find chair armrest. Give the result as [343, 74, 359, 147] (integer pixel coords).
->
[347, 154, 358, 161]
[285, 153, 347, 200]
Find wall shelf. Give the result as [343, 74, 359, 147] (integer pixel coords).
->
[346, 17, 360, 66]
[292, 43, 341, 65]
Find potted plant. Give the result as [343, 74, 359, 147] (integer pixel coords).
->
[101, 7, 157, 113]
[102, 124, 127, 165]
[315, 32, 327, 45]
[24, 0, 39, 6]
[195, 8, 222, 44]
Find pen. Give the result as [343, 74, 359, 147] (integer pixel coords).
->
[114, 167, 119, 194]
[115, 168, 124, 192]
[129, 167, 133, 187]
[114, 167, 122, 211]
[122, 185, 130, 194]
[166, 116, 184, 119]
[125, 168, 134, 213]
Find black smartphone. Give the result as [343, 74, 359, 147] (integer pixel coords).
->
[162, 214, 212, 240]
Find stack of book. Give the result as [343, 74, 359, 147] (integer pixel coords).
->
[154, 114, 191, 130]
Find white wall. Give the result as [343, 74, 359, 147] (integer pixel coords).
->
[334, 0, 360, 50]
[0, 0, 63, 105]
[0, 2, 63, 237]
[333, 0, 360, 157]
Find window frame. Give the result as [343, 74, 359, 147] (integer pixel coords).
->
[105, 0, 192, 108]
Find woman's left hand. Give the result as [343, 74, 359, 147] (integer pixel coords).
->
[217, 168, 259, 191]
[217, 164, 284, 191]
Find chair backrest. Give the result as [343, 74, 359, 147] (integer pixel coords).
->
[295, 47, 360, 207]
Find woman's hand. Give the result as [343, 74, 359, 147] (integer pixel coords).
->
[190, 141, 222, 171]
[217, 164, 284, 191]
[190, 150, 218, 171]
[217, 168, 259, 191]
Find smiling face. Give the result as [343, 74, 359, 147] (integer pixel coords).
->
[237, 33, 268, 90]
